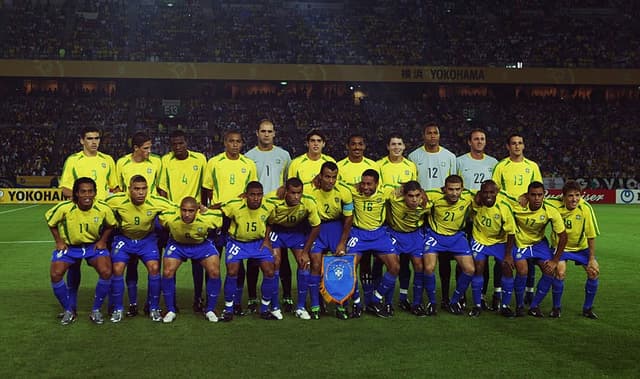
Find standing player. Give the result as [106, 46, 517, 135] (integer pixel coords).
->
[377, 133, 417, 311]
[457, 129, 500, 310]
[202, 130, 257, 315]
[337, 134, 379, 186]
[422, 175, 475, 316]
[346, 169, 399, 318]
[266, 178, 321, 320]
[244, 119, 291, 313]
[545, 180, 600, 319]
[308, 162, 354, 320]
[386, 180, 430, 316]
[115, 132, 163, 317]
[492, 133, 542, 304]
[284, 129, 334, 311]
[502, 182, 567, 317]
[159, 197, 224, 323]
[105, 175, 176, 322]
[58, 127, 119, 316]
[157, 130, 207, 313]
[468, 180, 515, 317]
[219, 181, 280, 321]
[47, 177, 117, 325]
[288, 130, 336, 193]
[408, 122, 458, 309]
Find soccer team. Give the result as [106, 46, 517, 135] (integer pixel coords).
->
[46, 120, 601, 325]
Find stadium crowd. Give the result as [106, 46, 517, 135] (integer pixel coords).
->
[1, 0, 638, 68]
[1, 91, 638, 181]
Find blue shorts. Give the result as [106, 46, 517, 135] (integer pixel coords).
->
[163, 239, 219, 261]
[424, 230, 471, 255]
[513, 239, 553, 262]
[470, 239, 507, 261]
[561, 248, 592, 266]
[51, 244, 110, 264]
[389, 229, 425, 258]
[111, 234, 159, 264]
[311, 220, 343, 254]
[346, 226, 396, 256]
[225, 238, 274, 264]
[272, 227, 307, 250]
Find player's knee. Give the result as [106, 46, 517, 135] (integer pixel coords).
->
[162, 267, 175, 279]
[413, 262, 424, 273]
[310, 262, 321, 275]
[146, 262, 160, 276]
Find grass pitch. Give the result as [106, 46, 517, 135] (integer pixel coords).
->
[0, 204, 638, 378]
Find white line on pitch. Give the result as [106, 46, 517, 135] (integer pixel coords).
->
[0, 204, 40, 214]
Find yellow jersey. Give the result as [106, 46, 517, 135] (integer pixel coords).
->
[309, 182, 354, 222]
[116, 153, 163, 192]
[377, 156, 417, 189]
[45, 200, 117, 245]
[265, 192, 321, 228]
[547, 198, 599, 251]
[203, 153, 258, 204]
[492, 157, 542, 198]
[159, 210, 223, 244]
[222, 198, 274, 242]
[351, 186, 393, 230]
[288, 153, 336, 193]
[337, 157, 380, 187]
[60, 151, 118, 200]
[105, 192, 176, 240]
[425, 189, 474, 236]
[158, 150, 207, 203]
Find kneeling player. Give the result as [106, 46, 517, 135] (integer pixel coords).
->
[469, 180, 515, 317]
[220, 181, 280, 321]
[387, 181, 430, 316]
[503, 182, 567, 317]
[546, 180, 600, 319]
[423, 175, 475, 315]
[160, 197, 223, 323]
[47, 177, 117, 325]
[106, 175, 176, 322]
[347, 169, 399, 318]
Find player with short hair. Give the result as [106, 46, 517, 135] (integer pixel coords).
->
[159, 197, 224, 323]
[337, 134, 379, 186]
[346, 169, 399, 318]
[282, 130, 334, 311]
[457, 129, 500, 310]
[545, 180, 600, 319]
[265, 178, 321, 320]
[58, 127, 119, 317]
[468, 180, 515, 317]
[116, 131, 163, 317]
[502, 181, 567, 317]
[409, 122, 458, 310]
[288, 130, 336, 193]
[202, 130, 258, 315]
[47, 177, 117, 325]
[219, 181, 280, 321]
[244, 119, 291, 313]
[377, 133, 418, 312]
[105, 175, 176, 322]
[157, 130, 208, 314]
[386, 180, 430, 316]
[492, 133, 543, 304]
[308, 161, 354, 320]
[423, 175, 475, 316]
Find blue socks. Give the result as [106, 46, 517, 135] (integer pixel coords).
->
[584, 278, 598, 310]
[451, 272, 473, 304]
[424, 273, 437, 304]
[52, 279, 69, 311]
[471, 274, 483, 307]
[272, 270, 281, 310]
[530, 274, 553, 308]
[501, 276, 514, 308]
[514, 274, 527, 307]
[148, 274, 161, 310]
[296, 269, 309, 309]
[224, 275, 238, 313]
[412, 272, 425, 306]
[260, 276, 276, 313]
[162, 277, 176, 312]
[205, 277, 221, 313]
[92, 278, 111, 311]
[552, 277, 564, 309]
[111, 274, 125, 311]
[309, 274, 321, 309]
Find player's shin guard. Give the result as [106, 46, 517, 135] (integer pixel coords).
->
[52, 280, 70, 311]
[530, 274, 553, 308]
[205, 277, 221, 313]
[126, 260, 138, 305]
[272, 270, 281, 310]
[191, 260, 204, 301]
[111, 274, 125, 311]
[296, 269, 309, 309]
[501, 276, 514, 307]
[471, 275, 484, 307]
[551, 277, 564, 309]
[514, 274, 527, 307]
[584, 278, 599, 310]
[162, 277, 177, 312]
[451, 272, 473, 305]
[398, 254, 411, 302]
[260, 276, 276, 313]
[148, 274, 160, 310]
[309, 274, 321, 309]
[66, 263, 81, 311]
[93, 278, 111, 311]
[424, 273, 437, 304]
[412, 271, 425, 306]
[224, 275, 238, 313]
[235, 262, 245, 306]
[361, 273, 374, 306]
